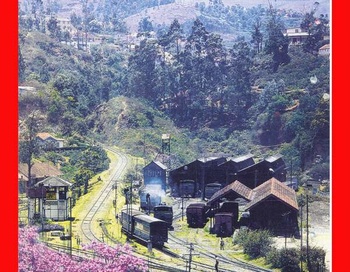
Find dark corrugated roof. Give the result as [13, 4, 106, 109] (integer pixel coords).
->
[231, 154, 254, 163]
[245, 178, 298, 211]
[265, 154, 283, 163]
[207, 181, 253, 205]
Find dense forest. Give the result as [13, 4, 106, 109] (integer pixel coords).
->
[18, 0, 330, 183]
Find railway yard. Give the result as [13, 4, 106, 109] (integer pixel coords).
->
[19, 147, 330, 271]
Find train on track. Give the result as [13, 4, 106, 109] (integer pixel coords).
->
[186, 203, 209, 228]
[120, 208, 168, 247]
[153, 203, 173, 228]
[186, 201, 240, 237]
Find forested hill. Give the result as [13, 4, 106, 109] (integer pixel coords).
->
[18, 0, 330, 181]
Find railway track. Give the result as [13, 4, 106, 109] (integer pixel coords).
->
[80, 146, 129, 244]
[167, 229, 272, 272]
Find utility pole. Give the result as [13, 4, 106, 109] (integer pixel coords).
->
[188, 243, 194, 272]
[114, 180, 118, 219]
[300, 202, 303, 272]
[183, 243, 198, 272]
[69, 197, 73, 257]
[306, 193, 309, 269]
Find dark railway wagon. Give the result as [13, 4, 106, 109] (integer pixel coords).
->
[179, 179, 196, 197]
[154, 204, 173, 227]
[186, 203, 209, 228]
[219, 201, 239, 226]
[213, 212, 235, 237]
[204, 183, 222, 199]
[120, 208, 168, 247]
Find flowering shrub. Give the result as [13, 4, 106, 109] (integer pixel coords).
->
[19, 226, 147, 272]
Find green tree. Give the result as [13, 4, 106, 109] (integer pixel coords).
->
[181, 19, 210, 124]
[127, 39, 157, 100]
[77, 146, 110, 174]
[47, 16, 62, 40]
[225, 40, 253, 128]
[30, 0, 46, 32]
[137, 17, 154, 38]
[19, 111, 43, 187]
[18, 33, 26, 83]
[74, 167, 94, 195]
[159, 19, 184, 60]
[70, 12, 82, 29]
[264, 7, 290, 72]
[251, 19, 263, 54]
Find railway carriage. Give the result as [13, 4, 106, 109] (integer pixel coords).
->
[213, 212, 235, 237]
[133, 214, 168, 246]
[186, 203, 209, 228]
[154, 204, 173, 228]
[120, 208, 168, 247]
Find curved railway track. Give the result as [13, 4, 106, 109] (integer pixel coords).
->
[80, 146, 129, 244]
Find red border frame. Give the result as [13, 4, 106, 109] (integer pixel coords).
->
[1, 1, 18, 271]
[332, 1, 347, 271]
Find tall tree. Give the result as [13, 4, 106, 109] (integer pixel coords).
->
[47, 16, 62, 40]
[251, 18, 263, 54]
[264, 7, 290, 72]
[137, 17, 154, 38]
[127, 39, 158, 100]
[225, 40, 253, 127]
[159, 19, 184, 60]
[19, 111, 43, 187]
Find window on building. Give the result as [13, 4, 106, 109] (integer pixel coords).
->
[59, 187, 67, 199]
[46, 187, 57, 200]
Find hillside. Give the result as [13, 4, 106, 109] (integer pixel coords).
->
[20, 0, 330, 34]
[124, 3, 200, 33]
[86, 96, 198, 167]
[179, 0, 330, 14]
[19, 0, 330, 182]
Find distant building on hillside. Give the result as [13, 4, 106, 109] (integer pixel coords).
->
[284, 28, 309, 45]
[36, 132, 65, 150]
[318, 43, 330, 57]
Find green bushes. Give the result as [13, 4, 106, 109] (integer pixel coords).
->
[234, 229, 326, 271]
[234, 229, 273, 258]
[266, 248, 300, 272]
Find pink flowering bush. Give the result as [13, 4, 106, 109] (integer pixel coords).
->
[19, 226, 147, 272]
